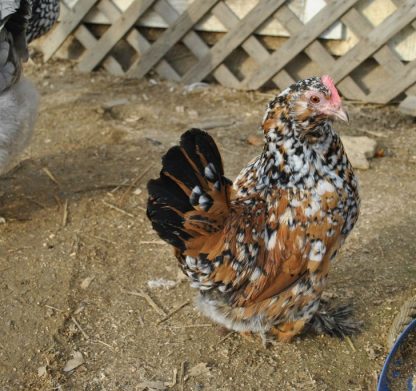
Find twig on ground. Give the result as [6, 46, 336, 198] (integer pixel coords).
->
[217, 331, 234, 345]
[93, 340, 114, 350]
[22, 196, 47, 209]
[102, 200, 135, 218]
[53, 195, 63, 209]
[45, 304, 64, 312]
[110, 179, 130, 193]
[123, 289, 167, 316]
[179, 361, 186, 391]
[8, 247, 31, 253]
[162, 324, 213, 329]
[345, 336, 356, 352]
[71, 316, 89, 340]
[157, 301, 190, 325]
[42, 167, 61, 186]
[119, 165, 154, 206]
[62, 199, 69, 227]
[82, 233, 117, 245]
[139, 240, 166, 245]
[71, 234, 82, 257]
[138, 314, 145, 326]
[166, 368, 178, 388]
[72, 183, 130, 194]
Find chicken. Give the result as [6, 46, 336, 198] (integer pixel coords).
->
[0, 0, 59, 174]
[147, 76, 360, 344]
[26, 0, 60, 43]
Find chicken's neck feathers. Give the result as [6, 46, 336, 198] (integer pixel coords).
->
[255, 119, 347, 193]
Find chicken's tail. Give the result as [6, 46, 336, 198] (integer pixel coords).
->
[308, 302, 362, 338]
[147, 129, 232, 252]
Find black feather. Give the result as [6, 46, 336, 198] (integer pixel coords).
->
[162, 146, 203, 190]
[180, 128, 224, 177]
[307, 302, 362, 338]
[146, 128, 230, 251]
[147, 173, 190, 213]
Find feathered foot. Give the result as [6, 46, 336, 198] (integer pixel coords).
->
[308, 302, 362, 338]
[270, 320, 307, 343]
[240, 331, 274, 348]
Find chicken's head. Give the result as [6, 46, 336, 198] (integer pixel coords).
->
[262, 76, 348, 144]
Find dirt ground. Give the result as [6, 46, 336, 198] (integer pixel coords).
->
[0, 58, 415, 391]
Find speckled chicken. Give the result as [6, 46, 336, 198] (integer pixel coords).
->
[147, 76, 360, 344]
[0, 0, 59, 174]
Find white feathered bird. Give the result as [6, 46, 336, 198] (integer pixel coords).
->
[0, 0, 59, 174]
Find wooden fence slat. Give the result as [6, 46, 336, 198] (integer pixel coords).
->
[275, 5, 366, 101]
[211, 2, 295, 90]
[343, 9, 404, 74]
[329, 1, 416, 84]
[152, 0, 240, 88]
[97, 0, 181, 81]
[75, 25, 124, 76]
[368, 60, 416, 103]
[341, 7, 416, 97]
[242, 0, 359, 90]
[75, 1, 125, 76]
[127, 0, 219, 80]
[96, 0, 121, 17]
[181, 0, 286, 85]
[42, 0, 99, 61]
[126, 29, 181, 82]
[211, 3, 270, 63]
[77, 0, 156, 72]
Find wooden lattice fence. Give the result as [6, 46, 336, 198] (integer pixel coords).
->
[37, 0, 416, 104]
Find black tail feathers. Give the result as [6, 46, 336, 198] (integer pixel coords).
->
[308, 302, 362, 338]
[147, 129, 232, 251]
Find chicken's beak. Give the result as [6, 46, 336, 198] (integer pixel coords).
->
[332, 106, 349, 123]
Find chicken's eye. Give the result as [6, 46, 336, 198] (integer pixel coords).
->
[310, 95, 320, 104]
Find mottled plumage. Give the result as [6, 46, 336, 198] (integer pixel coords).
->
[147, 76, 360, 344]
[27, 0, 59, 43]
[0, 0, 58, 173]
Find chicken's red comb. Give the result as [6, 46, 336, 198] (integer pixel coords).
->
[321, 75, 341, 106]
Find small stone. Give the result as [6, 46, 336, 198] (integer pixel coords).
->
[341, 136, 377, 170]
[80, 276, 95, 290]
[186, 362, 211, 379]
[124, 115, 141, 123]
[37, 366, 47, 377]
[183, 82, 209, 93]
[63, 351, 84, 372]
[147, 278, 176, 290]
[101, 98, 128, 111]
[137, 380, 166, 390]
[100, 99, 129, 120]
[188, 110, 199, 119]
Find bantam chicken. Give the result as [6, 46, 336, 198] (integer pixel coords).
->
[0, 0, 59, 174]
[147, 76, 360, 344]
